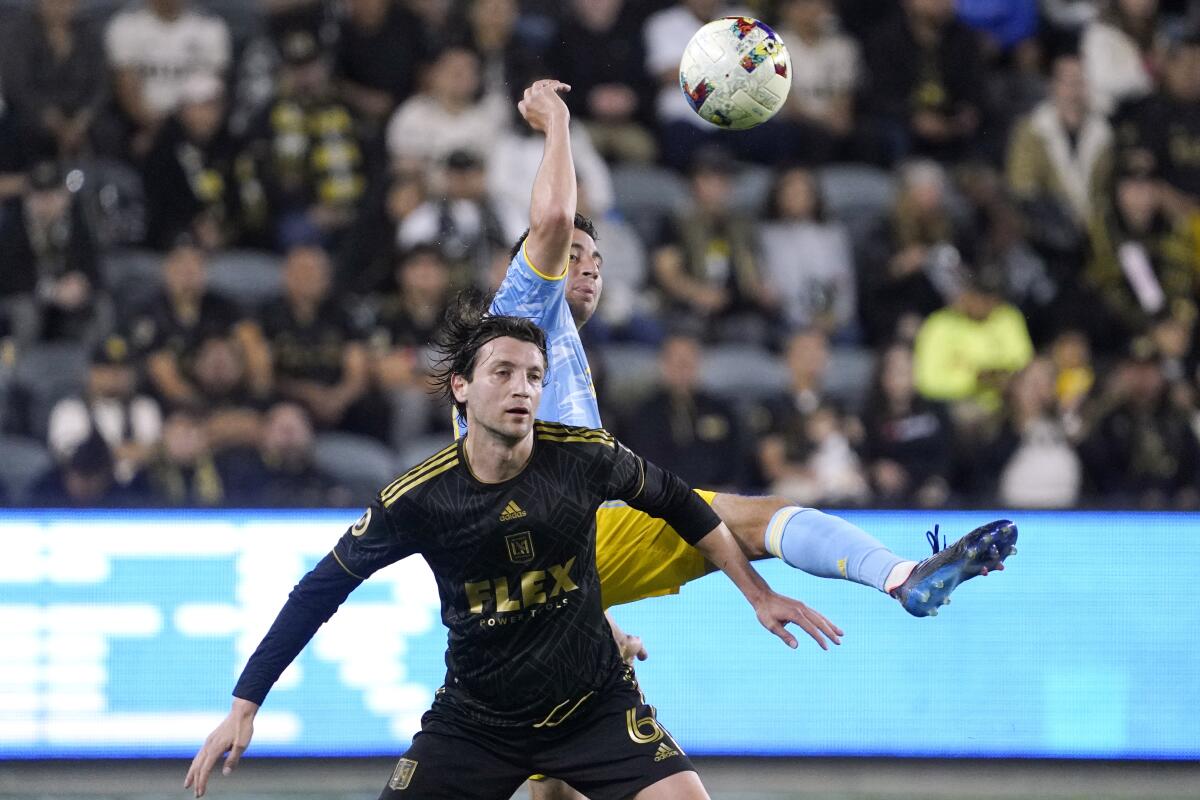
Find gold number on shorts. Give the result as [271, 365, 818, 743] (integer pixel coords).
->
[626, 707, 665, 744]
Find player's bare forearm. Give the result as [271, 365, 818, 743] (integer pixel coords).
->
[694, 524, 843, 651]
[521, 79, 575, 275]
[605, 611, 647, 663]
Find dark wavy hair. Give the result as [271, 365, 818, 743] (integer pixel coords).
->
[508, 212, 598, 262]
[429, 291, 548, 415]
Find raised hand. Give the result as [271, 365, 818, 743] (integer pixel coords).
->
[517, 79, 571, 134]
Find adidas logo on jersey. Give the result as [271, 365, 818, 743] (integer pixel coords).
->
[500, 500, 527, 521]
[653, 742, 679, 762]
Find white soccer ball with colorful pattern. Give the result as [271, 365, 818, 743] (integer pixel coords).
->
[679, 16, 791, 130]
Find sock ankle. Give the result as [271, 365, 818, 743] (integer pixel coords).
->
[764, 506, 907, 593]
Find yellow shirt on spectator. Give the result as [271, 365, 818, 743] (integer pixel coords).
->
[914, 303, 1034, 409]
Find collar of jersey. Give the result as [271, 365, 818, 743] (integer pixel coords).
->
[457, 434, 538, 488]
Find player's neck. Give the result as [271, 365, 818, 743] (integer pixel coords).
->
[462, 428, 534, 484]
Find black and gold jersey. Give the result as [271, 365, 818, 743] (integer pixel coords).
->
[233, 421, 721, 727]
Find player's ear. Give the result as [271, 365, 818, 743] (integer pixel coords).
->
[451, 372, 469, 405]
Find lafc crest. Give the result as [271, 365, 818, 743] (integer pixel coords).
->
[506, 531, 534, 564]
[388, 757, 417, 790]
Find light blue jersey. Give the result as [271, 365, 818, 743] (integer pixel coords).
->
[455, 241, 600, 436]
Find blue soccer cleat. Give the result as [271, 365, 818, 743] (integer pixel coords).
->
[891, 520, 1018, 617]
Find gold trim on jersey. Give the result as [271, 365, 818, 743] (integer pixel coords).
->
[534, 421, 614, 448]
[532, 691, 595, 728]
[522, 239, 567, 282]
[380, 444, 458, 506]
[331, 548, 365, 581]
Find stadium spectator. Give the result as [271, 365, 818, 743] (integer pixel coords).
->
[1049, 329, 1096, 435]
[190, 335, 270, 453]
[759, 166, 858, 341]
[861, 160, 967, 345]
[650, 150, 777, 345]
[1116, 33, 1200, 216]
[913, 262, 1035, 413]
[142, 74, 265, 251]
[861, 342, 953, 507]
[1080, 0, 1161, 117]
[862, 0, 988, 163]
[385, 45, 509, 177]
[333, 0, 423, 131]
[257, 245, 388, 441]
[243, 28, 366, 251]
[1082, 165, 1200, 350]
[993, 357, 1083, 507]
[1, 0, 108, 160]
[131, 244, 271, 410]
[222, 401, 350, 506]
[47, 333, 162, 486]
[775, 0, 863, 164]
[1007, 53, 1115, 234]
[337, 168, 426, 294]
[959, 163, 1062, 344]
[553, 0, 657, 163]
[620, 332, 743, 489]
[1079, 337, 1200, 507]
[368, 245, 451, 444]
[755, 329, 869, 503]
[466, 0, 545, 104]
[143, 408, 234, 506]
[29, 430, 148, 507]
[103, 0, 231, 159]
[404, 150, 516, 289]
[0, 160, 111, 350]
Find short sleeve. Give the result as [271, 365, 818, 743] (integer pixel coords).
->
[489, 241, 568, 326]
[104, 13, 138, 66]
[330, 500, 418, 580]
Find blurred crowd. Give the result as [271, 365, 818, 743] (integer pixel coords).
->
[1, 0, 1199, 510]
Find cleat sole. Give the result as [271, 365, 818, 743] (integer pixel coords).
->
[896, 520, 1018, 618]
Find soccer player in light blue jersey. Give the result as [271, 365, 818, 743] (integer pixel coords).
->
[476, 79, 1017, 800]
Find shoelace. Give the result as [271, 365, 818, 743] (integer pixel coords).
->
[925, 524, 945, 555]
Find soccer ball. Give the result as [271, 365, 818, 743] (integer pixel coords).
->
[679, 17, 791, 131]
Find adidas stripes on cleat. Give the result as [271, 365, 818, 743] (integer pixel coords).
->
[891, 519, 1018, 618]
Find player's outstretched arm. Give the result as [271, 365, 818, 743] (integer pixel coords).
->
[519, 79, 575, 277]
[692, 522, 843, 651]
[184, 698, 259, 797]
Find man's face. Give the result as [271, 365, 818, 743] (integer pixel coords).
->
[164, 247, 207, 301]
[431, 49, 480, 104]
[1051, 57, 1088, 116]
[453, 336, 545, 443]
[1166, 46, 1200, 103]
[660, 336, 700, 394]
[284, 247, 331, 306]
[565, 228, 603, 326]
[263, 404, 314, 465]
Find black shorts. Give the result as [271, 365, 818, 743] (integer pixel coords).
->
[378, 670, 694, 800]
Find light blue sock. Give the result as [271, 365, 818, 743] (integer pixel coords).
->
[764, 507, 905, 592]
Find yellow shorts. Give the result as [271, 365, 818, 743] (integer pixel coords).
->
[595, 489, 716, 609]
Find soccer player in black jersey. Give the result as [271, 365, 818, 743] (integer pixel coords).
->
[184, 302, 843, 799]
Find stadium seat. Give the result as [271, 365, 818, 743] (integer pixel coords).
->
[818, 164, 895, 224]
[12, 342, 90, 441]
[598, 343, 660, 413]
[102, 248, 163, 316]
[825, 345, 876, 413]
[396, 434, 453, 474]
[0, 435, 53, 505]
[313, 432, 399, 503]
[610, 164, 689, 243]
[207, 250, 284, 312]
[701, 343, 790, 400]
[729, 165, 772, 215]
